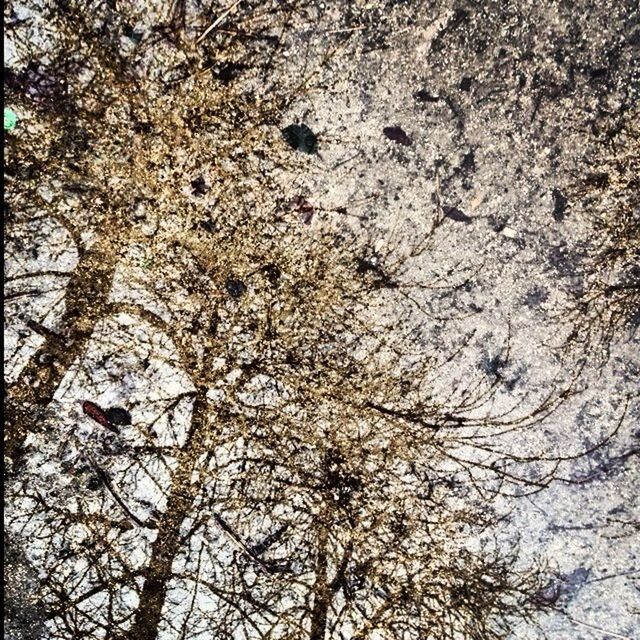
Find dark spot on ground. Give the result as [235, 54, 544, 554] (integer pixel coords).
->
[557, 568, 591, 599]
[551, 188, 568, 221]
[288, 196, 314, 224]
[199, 218, 216, 233]
[211, 61, 245, 84]
[442, 205, 472, 224]
[103, 439, 127, 456]
[22, 62, 63, 104]
[37, 352, 54, 365]
[523, 286, 549, 308]
[383, 126, 412, 146]
[132, 120, 153, 134]
[414, 89, 439, 102]
[226, 278, 247, 299]
[191, 176, 208, 196]
[460, 149, 475, 174]
[209, 312, 218, 336]
[86, 476, 103, 491]
[479, 353, 507, 378]
[589, 67, 608, 81]
[548, 242, 582, 277]
[355, 257, 396, 288]
[123, 25, 143, 44]
[281, 124, 317, 154]
[263, 263, 281, 285]
[531, 582, 561, 607]
[585, 172, 610, 188]
[459, 76, 472, 91]
[105, 407, 132, 426]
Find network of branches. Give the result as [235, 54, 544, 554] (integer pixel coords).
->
[560, 112, 640, 363]
[3, 2, 634, 640]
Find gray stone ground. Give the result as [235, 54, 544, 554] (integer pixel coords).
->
[272, 4, 640, 637]
[4, 1, 639, 638]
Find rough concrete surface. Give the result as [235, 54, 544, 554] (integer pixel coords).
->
[4, 1, 639, 639]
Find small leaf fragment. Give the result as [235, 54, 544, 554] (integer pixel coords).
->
[226, 278, 247, 299]
[383, 126, 412, 146]
[105, 407, 132, 426]
[281, 124, 317, 154]
[442, 205, 472, 224]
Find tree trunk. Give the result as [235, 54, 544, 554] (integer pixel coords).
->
[309, 524, 330, 640]
[125, 390, 209, 640]
[5, 228, 124, 469]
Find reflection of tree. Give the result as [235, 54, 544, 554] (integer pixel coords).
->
[560, 113, 639, 364]
[4, 2, 629, 639]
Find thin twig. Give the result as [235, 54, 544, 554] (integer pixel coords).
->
[325, 26, 367, 35]
[212, 513, 270, 574]
[89, 455, 150, 529]
[568, 615, 634, 640]
[195, 0, 242, 44]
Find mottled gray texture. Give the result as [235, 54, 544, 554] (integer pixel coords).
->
[4, 1, 639, 639]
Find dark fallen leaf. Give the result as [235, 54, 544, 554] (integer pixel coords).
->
[123, 25, 143, 44]
[105, 407, 132, 426]
[191, 176, 208, 196]
[383, 126, 413, 146]
[459, 76, 472, 91]
[281, 124, 317, 154]
[226, 278, 246, 299]
[442, 205, 472, 224]
[82, 401, 120, 434]
[551, 188, 567, 221]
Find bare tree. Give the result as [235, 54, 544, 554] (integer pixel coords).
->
[4, 2, 635, 640]
[556, 112, 639, 364]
